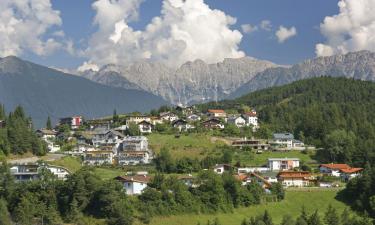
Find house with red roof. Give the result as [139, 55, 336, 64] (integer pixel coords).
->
[277, 171, 314, 187]
[207, 109, 227, 119]
[319, 163, 351, 177]
[340, 168, 363, 181]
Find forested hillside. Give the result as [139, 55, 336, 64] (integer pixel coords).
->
[200, 77, 375, 167]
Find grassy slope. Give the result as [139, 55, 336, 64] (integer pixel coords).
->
[139, 190, 348, 225]
[51, 156, 82, 173]
[233, 150, 316, 167]
[148, 133, 225, 159]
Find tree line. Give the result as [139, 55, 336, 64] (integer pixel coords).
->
[0, 162, 284, 225]
[0, 105, 46, 156]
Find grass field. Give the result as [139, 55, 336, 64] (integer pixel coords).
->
[233, 150, 317, 167]
[148, 133, 226, 159]
[138, 190, 349, 225]
[51, 156, 82, 173]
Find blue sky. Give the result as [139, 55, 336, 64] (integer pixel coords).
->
[5, 0, 344, 69]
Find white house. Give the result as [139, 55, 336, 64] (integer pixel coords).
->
[213, 164, 232, 174]
[115, 175, 150, 195]
[277, 171, 313, 187]
[118, 136, 152, 165]
[207, 109, 227, 119]
[186, 114, 201, 122]
[242, 111, 259, 129]
[10, 164, 70, 181]
[83, 150, 114, 165]
[202, 119, 225, 129]
[159, 112, 179, 122]
[227, 115, 247, 128]
[172, 119, 195, 132]
[126, 115, 151, 126]
[92, 129, 125, 146]
[40, 165, 71, 180]
[36, 129, 60, 152]
[319, 164, 351, 177]
[340, 168, 363, 181]
[138, 121, 153, 134]
[272, 133, 305, 150]
[237, 167, 270, 174]
[268, 158, 300, 171]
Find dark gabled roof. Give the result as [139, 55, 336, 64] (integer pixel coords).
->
[273, 133, 294, 140]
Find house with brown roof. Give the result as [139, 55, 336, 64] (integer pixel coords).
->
[207, 109, 227, 119]
[235, 173, 272, 189]
[115, 175, 150, 195]
[277, 171, 313, 187]
[202, 118, 225, 129]
[319, 163, 351, 177]
[340, 167, 363, 181]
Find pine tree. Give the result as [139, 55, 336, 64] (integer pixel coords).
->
[263, 210, 273, 225]
[280, 215, 294, 225]
[46, 116, 52, 130]
[295, 217, 308, 225]
[308, 210, 322, 225]
[324, 205, 340, 225]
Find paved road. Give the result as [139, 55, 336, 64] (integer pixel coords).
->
[8, 153, 65, 164]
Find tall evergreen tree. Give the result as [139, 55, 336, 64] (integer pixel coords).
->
[0, 198, 11, 225]
[324, 205, 340, 225]
[46, 116, 52, 130]
[308, 210, 322, 225]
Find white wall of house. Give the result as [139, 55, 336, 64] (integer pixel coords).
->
[319, 167, 341, 177]
[281, 179, 309, 187]
[268, 159, 300, 171]
[123, 181, 148, 195]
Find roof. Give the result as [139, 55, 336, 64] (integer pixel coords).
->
[208, 109, 225, 113]
[115, 175, 151, 183]
[37, 129, 56, 135]
[202, 118, 222, 124]
[273, 133, 294, 140]
[138, 120, 152, 125]
[244, 111, 257, 117]
[340, 168, 363, 174]
[277, 171, 311, 179]
[172, 119, 188, 125]
[320, 163, 351, 170]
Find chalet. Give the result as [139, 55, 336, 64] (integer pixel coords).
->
[340, 168, 363, 181]
[138, 120, 153, 134]
[242, 111, 259, 129]
[59, 116, 82, 129]
[115, 175, 150, 195]
[213, 164, 232, 174]
[186, 114, 201, 122]
[83, 150, 114, 165]
[202, 118, 225, 129]
[319, 163, 351, 177]
[268, 158, 300, 171]
[227, 115, 247, 128]
[159, 112, 179, 122]
[126, 115, 151, 126]
[172, 119, 195, 132]
[277, 171, 313, 187]
[207, 109, 227, 119]
[10, 164, 70, 182]
[175, 105, 195, 115]
[232, 138, 270, 150]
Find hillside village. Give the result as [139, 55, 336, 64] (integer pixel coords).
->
[9, 105, 363, 196]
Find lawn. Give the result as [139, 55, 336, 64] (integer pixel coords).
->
[148, 133, 226, 159]
[138, 190, 349, 225]
[51, 156, 82, 173]
[233, 150, 317, 167]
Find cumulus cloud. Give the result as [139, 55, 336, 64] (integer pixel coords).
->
[77, 61, 100, 72]
[0, 0, 63, 57]
[241, 24, 257, 34]
[275, 26, 297, 43]
[82, 0, 245, 69]
[316, 0, 375, 57]
[260, 20, 272, 31]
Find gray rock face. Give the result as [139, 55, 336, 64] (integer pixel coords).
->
[231, 51, 375, 98]
[81, 57, 278, 105]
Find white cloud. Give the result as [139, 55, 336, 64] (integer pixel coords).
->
[316, 0, 375, 57]
[241, 24, 258, 34]
[77, 61, 100, 72]
[0, 0, 63, 57]
[275, 26, 297, 43]
[82, 0, 245, 69]
[260, 20, 272, 31]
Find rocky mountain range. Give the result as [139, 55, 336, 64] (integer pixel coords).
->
[0, 56, 167, 128]
[231, 50, 375, 98]
[81, 50, 375, 104]
[80, 57, 279, 105]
